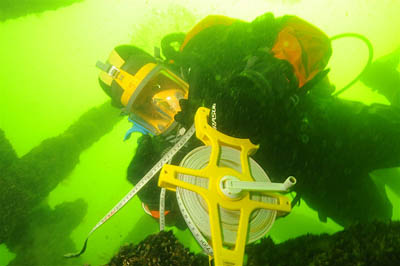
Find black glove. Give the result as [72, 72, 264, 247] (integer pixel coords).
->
[174, 98, 202, 129]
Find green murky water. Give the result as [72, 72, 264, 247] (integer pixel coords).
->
[1, 0, 399, 265]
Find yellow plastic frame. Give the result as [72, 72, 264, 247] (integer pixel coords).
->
[119, 63, 157, 107]
[159, 107, 292, 266]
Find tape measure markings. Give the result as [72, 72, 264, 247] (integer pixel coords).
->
[177, 187, 214, 256]
[65, 124, 195, 258]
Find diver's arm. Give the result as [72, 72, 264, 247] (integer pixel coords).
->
[309, 96, 400, 171]
[126, 134, 163, 186]
[126, 134, 172, 206]
[360, 103, 400, 170]
[361, 47, 400, 106]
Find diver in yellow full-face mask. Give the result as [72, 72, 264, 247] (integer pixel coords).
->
[98, 13, 400, 229]
[97, 45, 192, 227]
[97, 45, 189, 136]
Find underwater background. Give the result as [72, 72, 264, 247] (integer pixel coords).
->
[0, 0, 399, 265]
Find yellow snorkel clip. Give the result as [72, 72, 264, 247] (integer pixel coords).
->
[159, 107, 295, 266]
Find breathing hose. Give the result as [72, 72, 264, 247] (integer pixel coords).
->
[330, 33, 374, 96]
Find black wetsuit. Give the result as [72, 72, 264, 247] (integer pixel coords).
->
[127, 12, 400, 227]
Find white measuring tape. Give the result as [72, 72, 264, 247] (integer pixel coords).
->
[177, 186, 214, 256]
[159, 158, 214, 257]
[174, 145, 277, 256]
[159, 188, 167, 231]
[64, 124, 195, 258]
[158, 103, 217, 254]
[159, 126, 186, 232]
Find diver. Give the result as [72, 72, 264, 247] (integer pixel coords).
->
[97, 12, 400, 228]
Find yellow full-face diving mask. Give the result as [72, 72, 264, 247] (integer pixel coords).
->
[97, 49, 189, 136]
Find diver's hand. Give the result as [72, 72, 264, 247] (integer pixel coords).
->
[360, 47, 400, 106]
[174, 98, 201, 129]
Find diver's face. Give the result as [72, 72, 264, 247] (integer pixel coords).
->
[125, 66, 189, 135]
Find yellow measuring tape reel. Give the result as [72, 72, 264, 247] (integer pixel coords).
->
[159, 107, 296, 266]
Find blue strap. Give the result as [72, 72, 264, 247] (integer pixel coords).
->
[124, 118, 152, 141]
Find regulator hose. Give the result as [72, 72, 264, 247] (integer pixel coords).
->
[330, 33, 374, 96]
